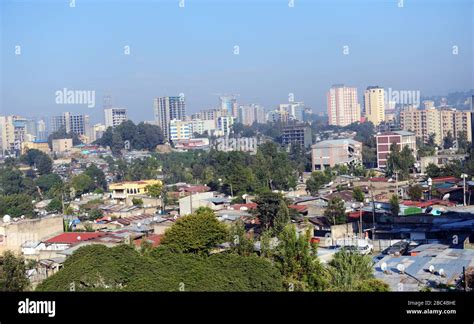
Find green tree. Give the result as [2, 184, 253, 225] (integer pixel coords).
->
[0, 251, 30, 292]
[425, 163, 441, 178]
[37, 244, 283, 292]
[352, 187, 365, 202]
[407, 184, 423, 201]
[36, 174, 63, 197]
[326, 249, 387, 291]
[389, 194, 400, 217]
[443, 131, 455, 149]
[324, 197, 347, 225]
[71, 174, 95, 197]
[132, 197, 144, 206]
[21, 149, 52, 174]
[274, 225, 327, 291]
[0, 194, 34, 218]
[46, 198, 62, 213]
[306, 171, 332, 196]
[161, 207, 228, 254]
[0, 167, 30, 195]
[34, 154, 53, 175]
[457, 130, 470, 153]
[145, 182, 163, 198]
[254, 192, 290, 233]
[84, 164, 107, 190]
[87, 209, 103, 220]
[386, 144, 415, 180]
[228, 220, 255, 257]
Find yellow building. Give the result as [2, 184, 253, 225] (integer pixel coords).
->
[109, 179, 162, 201]
[52, 138, 73, 153]
[364, 86, 385, 126]
[21, 140, 51, 155]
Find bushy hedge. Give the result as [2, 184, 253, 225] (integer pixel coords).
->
[36, 245, 283, 292]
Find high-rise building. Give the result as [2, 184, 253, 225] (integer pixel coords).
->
[327, 85, 361, 126]
[50, 112, 90, 136]
[399, 106, 472, 145]
[219, 95, 238, 117]
[364, 86, 385, 126]
[0, 115, 27, 155]
[216, 116, 234, 137]
[282, 124, 312, 148]
[279, 102, 306, 122]
[37, 119, 47, 141]
[192, 108, 223, 121]
[104, 107, 128, 129]
[238, 104, 265, 126]
[154, 96, 186, 140]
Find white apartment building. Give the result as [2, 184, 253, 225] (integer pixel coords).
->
[153, 96, 186, 140]
[238, 104, 266, 126]
[327, 85, 361, 126]
[0, 115, 27, 155]
[216, 116, 234, 137]
[104, 107, 128, 129]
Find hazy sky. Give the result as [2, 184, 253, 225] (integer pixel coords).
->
[1, 0, 473, 123]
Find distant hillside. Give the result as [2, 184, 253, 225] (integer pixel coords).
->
[422, 89, 473, 110]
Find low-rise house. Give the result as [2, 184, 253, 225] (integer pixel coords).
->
[109, 179, 162, 203]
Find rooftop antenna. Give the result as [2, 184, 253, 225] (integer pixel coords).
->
[429, 265, 435, 273]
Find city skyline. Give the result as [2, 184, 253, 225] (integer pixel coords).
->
[1, 0, 473, 123]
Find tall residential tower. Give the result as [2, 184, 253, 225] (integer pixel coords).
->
[153, 96, 186, 140]
[327, 85, 361, 126]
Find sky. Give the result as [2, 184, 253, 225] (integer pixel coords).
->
[1, 0, 473, 123]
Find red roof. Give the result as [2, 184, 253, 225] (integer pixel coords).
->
[289, 205, 308, 213]
[45, 232, 105, 244]
[230, 203, 257, 210]
[431, 176, 459, 183]
[402, 199, 455, 208]
[348, 211, 370, 219]
[134, 234, 163, 247]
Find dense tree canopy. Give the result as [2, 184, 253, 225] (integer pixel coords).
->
[0, 194, 34, 218]
[160, 208, 228, 254]
[36, 244, 283, 292]
[324, 197, 347, 225]
[0, 251, 30, 291]
[253, 192, 290, 233]
[326, 250, 389, 292]
[386, 143, 416, 180]
[95, 121, 165, 155]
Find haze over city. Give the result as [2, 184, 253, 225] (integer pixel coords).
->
[1, 0, 473, 123]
